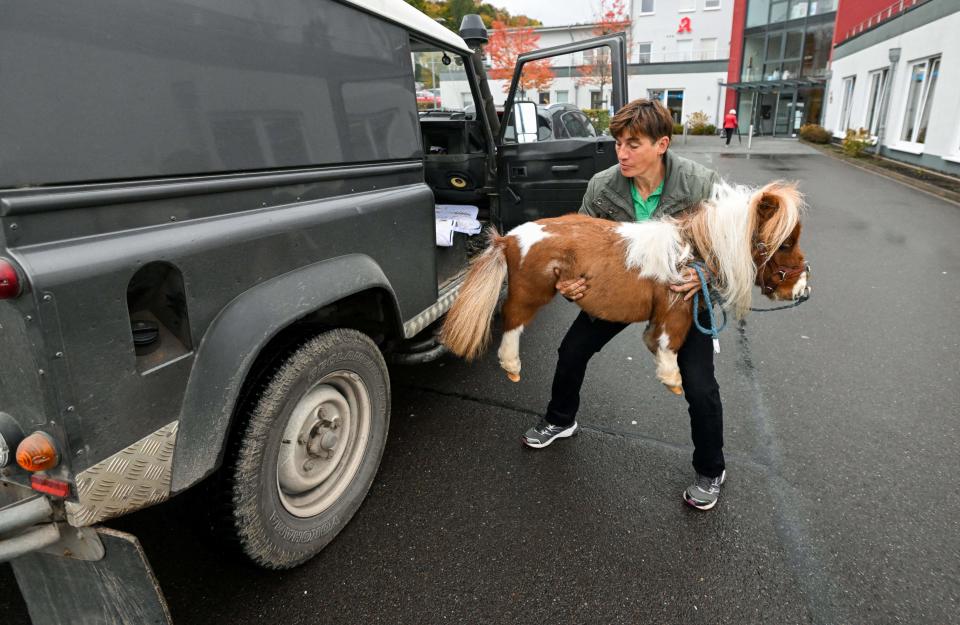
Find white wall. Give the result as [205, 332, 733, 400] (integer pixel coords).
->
[631, 71, 728, 125]
[629, 0, 733, 63]
[824, 11, 960, 163]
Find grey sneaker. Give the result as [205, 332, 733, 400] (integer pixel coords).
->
[683, 470, 727, 510]
[521, 419, 579, 449]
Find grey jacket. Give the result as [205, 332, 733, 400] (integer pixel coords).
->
[578, 150, 721, 222]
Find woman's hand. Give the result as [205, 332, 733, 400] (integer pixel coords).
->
[555, 270, 588, 301]
[670, 267, 702, 301]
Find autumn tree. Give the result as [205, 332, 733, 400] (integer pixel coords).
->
[402, 0, 542, 32]
[486, 18, 554, 97]
[576, 0, 631, 109]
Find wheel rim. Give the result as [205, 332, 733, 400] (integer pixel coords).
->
[276, 371, 371, 518]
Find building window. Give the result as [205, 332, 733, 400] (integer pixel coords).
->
[900, 57, 940, 144]
[789, 0, 808, 20]
[864, 69, 888, 136]
[679, 0, 695, 11]
[590, 91, 603, 109]
[539, 92, 550, 105]
[665, 89, 684, 124]
[770, 0, 787, 23]
[637, 42, 652, 64]
[747, 0, 772, 27]
[676, 39, 693, 62]
[705, 0, 721, 9]
[556, 90, 569, 104]
[638, 0, 655, 15]
[808, 0, 835, 16]
[699, 38, 717, 60]
[838, 76, 855, 133]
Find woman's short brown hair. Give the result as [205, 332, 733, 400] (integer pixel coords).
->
[608, 99, 674, 142]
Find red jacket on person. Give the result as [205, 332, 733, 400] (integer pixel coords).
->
[723, 113, 737, 129]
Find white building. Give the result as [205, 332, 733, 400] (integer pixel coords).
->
[444, 0, 735, 128]
[823, 2, 959, 175]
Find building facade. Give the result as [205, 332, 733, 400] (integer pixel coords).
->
[724, 0, 837, 136]
[474, 0, 736, 129]
[822, 0, 958, 175]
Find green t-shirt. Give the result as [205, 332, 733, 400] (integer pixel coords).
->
[629, 180, 663, 221]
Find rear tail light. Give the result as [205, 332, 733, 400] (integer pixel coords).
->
[30, 475, 71, 498]
[0, 258, 22, 299]
[16, 432, 60, 472]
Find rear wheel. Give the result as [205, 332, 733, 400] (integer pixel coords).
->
[228, 329, 389, 569]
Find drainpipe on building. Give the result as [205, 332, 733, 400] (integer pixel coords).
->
[820, 69, 832, 127]
[715, 79, 723, 132]
[874, 47, 901, 157]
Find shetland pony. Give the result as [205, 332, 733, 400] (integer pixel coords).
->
[440, 181, 808, 394]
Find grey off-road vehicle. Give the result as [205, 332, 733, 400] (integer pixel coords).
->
[0, 1, 628, 621]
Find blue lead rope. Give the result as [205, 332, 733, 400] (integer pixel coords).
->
[689, 262, 726, 354]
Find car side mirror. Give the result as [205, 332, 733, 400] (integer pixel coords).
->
[514, 101, 539, 144]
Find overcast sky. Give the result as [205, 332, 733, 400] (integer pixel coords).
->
[494, 0, 598, 26]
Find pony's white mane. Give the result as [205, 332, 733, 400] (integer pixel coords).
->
[698, 181, 758, 317]
[617, 180, 803, 319]
[616, 220, 692, 284]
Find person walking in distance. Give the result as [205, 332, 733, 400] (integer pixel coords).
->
[723, 109, 738, 146]
[520, 99, 728, 511]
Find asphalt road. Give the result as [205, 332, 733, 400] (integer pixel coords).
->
[3, 144, 959, 624]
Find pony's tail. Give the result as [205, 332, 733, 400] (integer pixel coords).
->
[441, 227, 508, 360]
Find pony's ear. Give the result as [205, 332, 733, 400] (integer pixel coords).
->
[752, 181, 801, 219]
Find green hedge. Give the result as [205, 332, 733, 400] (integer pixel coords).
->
[583, 108, 611, 135]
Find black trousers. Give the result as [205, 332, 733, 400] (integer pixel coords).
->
[544, 310, 725, 477]
[724, 127, 735, 145]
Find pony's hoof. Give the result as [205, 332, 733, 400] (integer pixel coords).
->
[507, 372, 521, 382]
[666, 384, 683, 395]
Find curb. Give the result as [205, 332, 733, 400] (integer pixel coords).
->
[802, 142, 960, 207]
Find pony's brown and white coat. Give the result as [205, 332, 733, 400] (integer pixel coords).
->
[441, 180, 808, 392]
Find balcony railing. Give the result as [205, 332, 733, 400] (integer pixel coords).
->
[637, 47, 730, 64]
[841, 0, 930, 42]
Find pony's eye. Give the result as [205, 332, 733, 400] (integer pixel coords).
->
[779, 242, 792, 250]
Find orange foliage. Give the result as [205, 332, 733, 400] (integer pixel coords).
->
[486, 18, 554, 94]
[577, 0, 631, 90]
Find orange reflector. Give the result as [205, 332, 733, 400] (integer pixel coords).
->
[16, 432, 59, 472]
[30, 474, 71, 498]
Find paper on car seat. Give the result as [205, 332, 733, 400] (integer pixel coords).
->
[435, 204, 481, 246]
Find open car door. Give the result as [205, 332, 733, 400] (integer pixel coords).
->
[496, 33, 629, 231]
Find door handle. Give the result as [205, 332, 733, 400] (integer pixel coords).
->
[551, 165, 579, 172]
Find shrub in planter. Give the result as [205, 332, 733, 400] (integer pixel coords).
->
[673, 123, 684, 135]
[842, 128, 873, 157]
[799, 123, 831, 144]
[685, 111, 712, 135]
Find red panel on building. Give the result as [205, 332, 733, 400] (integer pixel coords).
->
[725, 0, 749, 115]
[834, 0, 927, 46]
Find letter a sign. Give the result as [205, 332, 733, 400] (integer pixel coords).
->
[677, 17, 692, 34]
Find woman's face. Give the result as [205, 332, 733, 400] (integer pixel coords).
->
[615, 133, 670, 178]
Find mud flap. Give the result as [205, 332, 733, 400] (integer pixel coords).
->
[11, 527, 172, 625]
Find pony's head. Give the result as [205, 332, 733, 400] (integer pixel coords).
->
[749, 182, 809, 302]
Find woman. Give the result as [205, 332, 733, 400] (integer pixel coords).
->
[520, 99, 728, 511]
[723, 108, 738, 146]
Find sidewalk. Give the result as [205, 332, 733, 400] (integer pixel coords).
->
[671, 134, 960, 205]
[669, 134, 821, 156]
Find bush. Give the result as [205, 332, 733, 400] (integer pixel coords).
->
[583, 108, 611, 135]
[705, 124, 717, 136]
[673, 123, 684, 135]
[685, 111, 713, 135]
[799, 123, 831, 144]
[842, 127, 873, 157]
